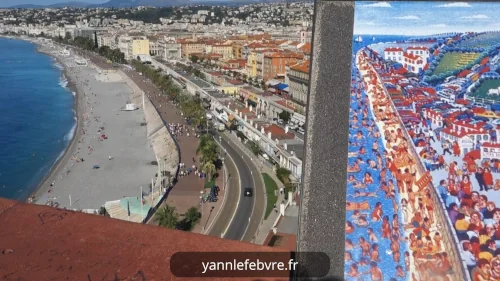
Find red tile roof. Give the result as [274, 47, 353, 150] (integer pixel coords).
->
[0, 198, 289, 281]
[384, 47, 403, 52]
[484, 142, 500, 148]
[407, 46, 428, 51]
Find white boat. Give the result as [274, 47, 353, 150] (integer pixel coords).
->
[372, 36, 376, 41]
[354, 35, 363, 43]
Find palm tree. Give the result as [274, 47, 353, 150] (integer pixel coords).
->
[184, 207, 201, 226]
[203, 162, 217, 180]
[155, 205, 178, 229]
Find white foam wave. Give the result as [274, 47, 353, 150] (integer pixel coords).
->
[59, 75, 68, 88]
[54, 62, 64, 70]
[63, 121, 77, 143]
[72, 91, 76, 97]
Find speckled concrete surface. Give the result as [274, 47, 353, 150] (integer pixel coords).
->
[297, 1, 354, 280]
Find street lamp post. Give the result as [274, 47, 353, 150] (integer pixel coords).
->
[200, 189, 204, 217]
[222, 157, 225, 191]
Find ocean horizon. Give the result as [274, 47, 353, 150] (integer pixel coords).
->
[0, 38, 75, 201]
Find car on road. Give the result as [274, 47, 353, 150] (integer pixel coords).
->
[297, 128, 305, 135]
[244, 188, 253, 197]
[277, 119, 284, 125]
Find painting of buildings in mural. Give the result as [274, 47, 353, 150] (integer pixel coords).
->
[346, 2, 500, 281]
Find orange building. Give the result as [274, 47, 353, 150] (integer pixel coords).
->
[263, 52, 304, 81]
[178, 38, 205, 58]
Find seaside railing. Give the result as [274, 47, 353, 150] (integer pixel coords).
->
[359, 48, 470, 281]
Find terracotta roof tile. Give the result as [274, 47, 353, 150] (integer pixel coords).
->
[0, 198, 289, 281]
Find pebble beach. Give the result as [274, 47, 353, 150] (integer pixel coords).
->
[32, 43, 157, 211]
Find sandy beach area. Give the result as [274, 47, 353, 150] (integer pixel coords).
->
[32, 43, 157, 211]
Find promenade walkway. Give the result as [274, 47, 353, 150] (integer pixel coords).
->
[121, 68, 224, 225]
[81, 52, 225, 230]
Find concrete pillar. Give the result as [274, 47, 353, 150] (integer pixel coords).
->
[267, 132, 271, 139]
[280, 203, 285, 216]
[245, 101, 248, 108]
[250, 105, 253, 112]
[285, 125, 289, 133]
[288, 191, 293, 205]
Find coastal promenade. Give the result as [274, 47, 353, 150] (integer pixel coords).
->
[72, 49, 228, 231]
[356, 49, 467, 280]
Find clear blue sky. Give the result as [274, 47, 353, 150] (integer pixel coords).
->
[355, 1, 500, 35]
[0, 0, 107, 7]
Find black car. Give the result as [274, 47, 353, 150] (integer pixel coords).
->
[244, 188, 253, 197]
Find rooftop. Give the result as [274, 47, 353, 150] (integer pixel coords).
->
[0, 198, 290, 281]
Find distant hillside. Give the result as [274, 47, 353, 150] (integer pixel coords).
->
[10, 1, 91, 8]
[9, 0, 308, 9]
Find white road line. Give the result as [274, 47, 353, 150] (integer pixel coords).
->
[203, 157, 229, 234]
[218, 138, 242, 239]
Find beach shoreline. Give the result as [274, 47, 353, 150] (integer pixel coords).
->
[27, 41, 84, 204]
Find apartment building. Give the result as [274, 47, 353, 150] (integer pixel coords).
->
[285, 60, 310, 112]
[206, 43, 233, 59]
[179, 38, 205, 58]
[117, 35, 149, 61]
[246, 51, 258, 78]
[263, 52, 304, 81]
[232, 43, 243, 59]
[97, 33, 116, 49]
[148, 35, 163, 57]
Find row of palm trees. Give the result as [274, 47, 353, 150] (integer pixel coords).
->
[196, 134, 219, 180]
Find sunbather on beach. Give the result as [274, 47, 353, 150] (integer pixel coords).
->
[346, 201, 370, 211]
[348, 190, 378, 197]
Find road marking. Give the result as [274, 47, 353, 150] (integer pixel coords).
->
[221, 135, 257, 242]
[203, 157, 230, 234]
[219, 137, 242, 239]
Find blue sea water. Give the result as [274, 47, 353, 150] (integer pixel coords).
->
[344, 35, 411, 281]
[0, 38, 75, 200]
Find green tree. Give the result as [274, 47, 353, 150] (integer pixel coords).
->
[189, 55, 199, 63]
[276, 167, 291, 184]
[156, 205, 178, 228]
[203, 162, 217, 180]
[278, 111, 291, 123]
[250, 142, 260, 155]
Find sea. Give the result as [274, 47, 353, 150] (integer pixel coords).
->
[0, 38, 76, 201]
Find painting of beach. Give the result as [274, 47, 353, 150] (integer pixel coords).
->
[346, 2, 500, 281]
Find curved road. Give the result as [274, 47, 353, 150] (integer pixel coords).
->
[209, 131, 265, 242]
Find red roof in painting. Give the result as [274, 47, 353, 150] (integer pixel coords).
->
[384, 47, 404, 52]
[458, 69, 471, 78]
[403, 53, 420, 60]
[483, 142, 500, 148]
[423, 63, 430, 70]
[393, 67, 408, 74]
[407, 46, 428, 51]
[420, 87, 436, 95]
[441, 127, 468, 138]
[480, 66, 490, 73]
[481, 57, 490, 65]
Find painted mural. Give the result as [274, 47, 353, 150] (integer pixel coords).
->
[346, 2, 500, 281]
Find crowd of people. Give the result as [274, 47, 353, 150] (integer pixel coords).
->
[406, 117, 500, 280]
[344, 52, 462, 281]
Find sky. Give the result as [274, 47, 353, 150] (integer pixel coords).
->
[0, 0, 107, 7]
[355, 1, 500, 36]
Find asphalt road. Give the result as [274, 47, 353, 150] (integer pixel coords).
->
[206, 138, 240, 238]
[212, 131, 265, 242]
